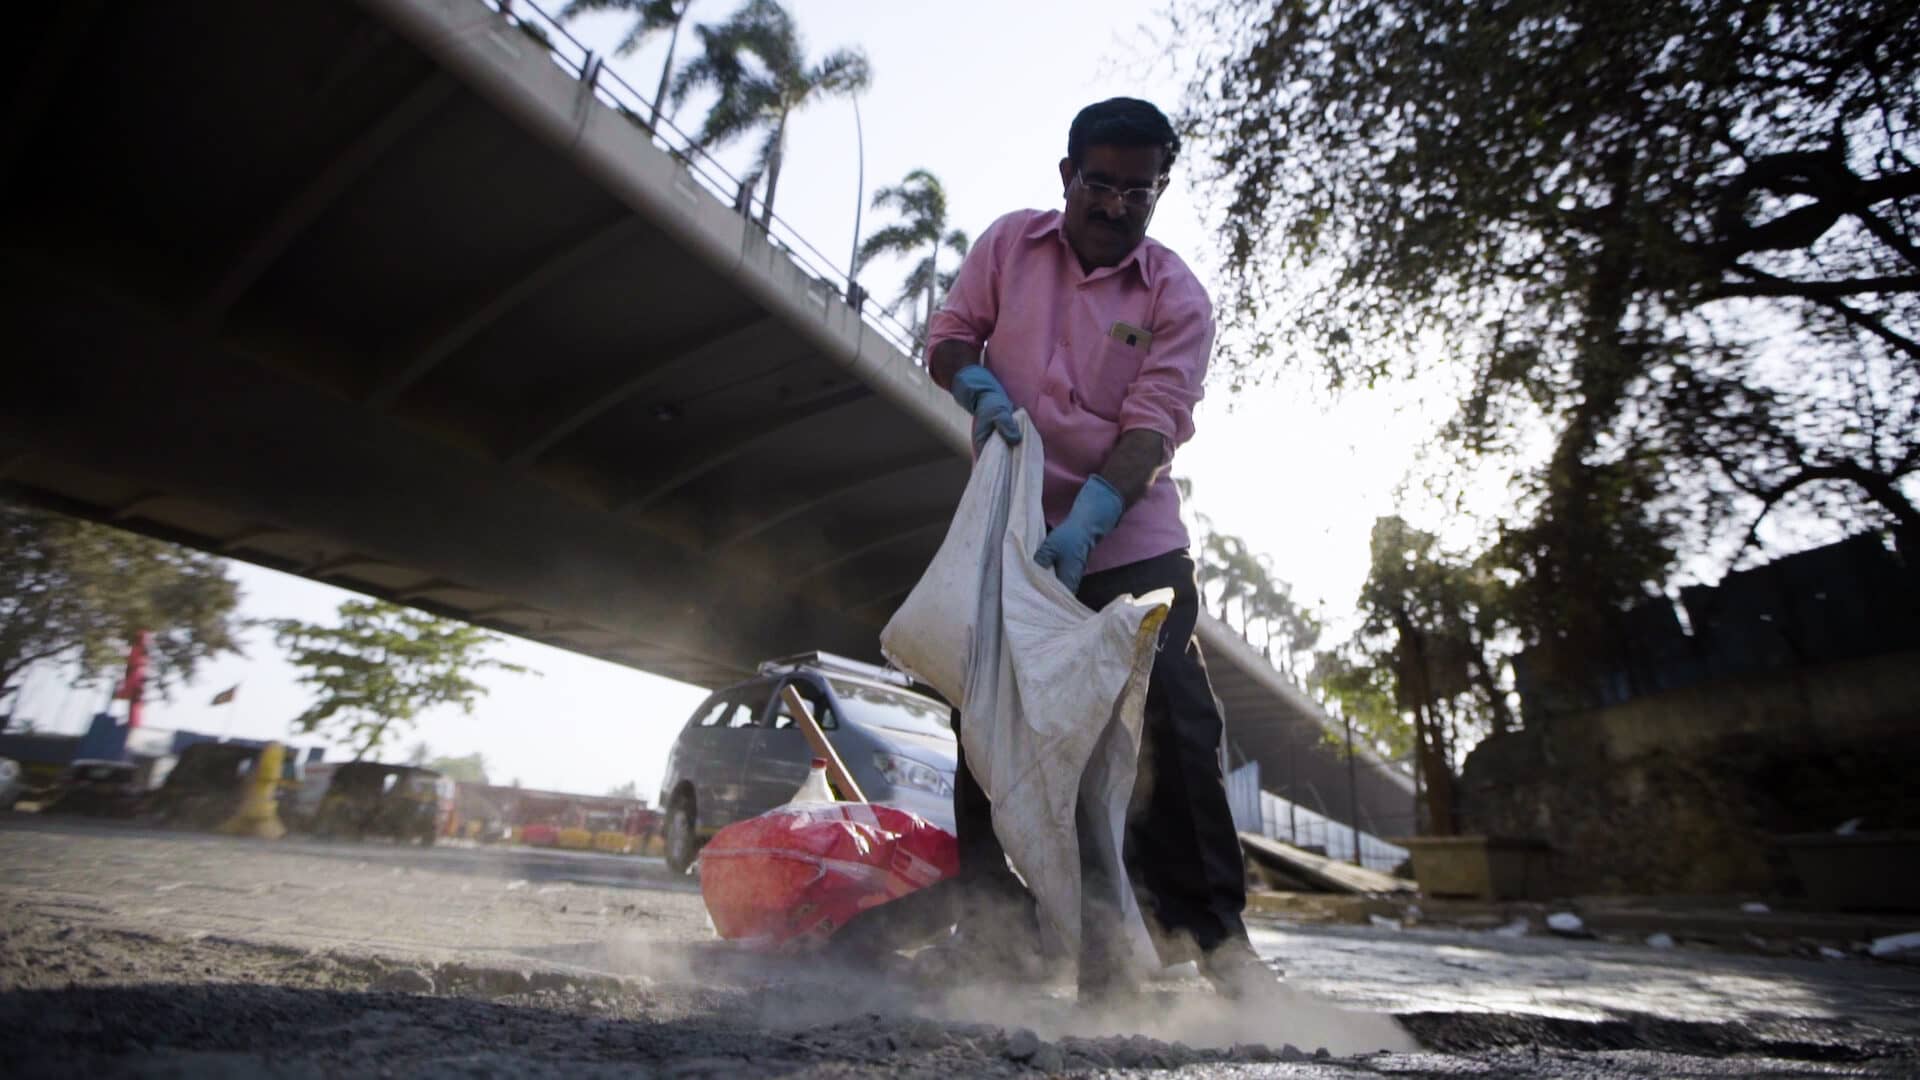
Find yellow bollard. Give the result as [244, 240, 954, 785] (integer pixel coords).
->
[219, 742, 288, 840]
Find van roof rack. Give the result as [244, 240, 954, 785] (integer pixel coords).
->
[756, 650, 911, 687]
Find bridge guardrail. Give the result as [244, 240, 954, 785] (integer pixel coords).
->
[490, 0, 925, 361]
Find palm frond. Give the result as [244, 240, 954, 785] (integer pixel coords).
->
[858, 222, 933, 265]
[806, 48, 871, 96]
[889, 255, 937, 316]
[558, 0, 687, 57]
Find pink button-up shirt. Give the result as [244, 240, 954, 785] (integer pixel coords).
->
[926, 208, 1213, 576]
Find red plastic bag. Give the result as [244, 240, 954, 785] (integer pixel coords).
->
[699, 802, 957, 950]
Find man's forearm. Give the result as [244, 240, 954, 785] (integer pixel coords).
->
[928, 340, 981, 390]
[1097, 429, 1169, 507]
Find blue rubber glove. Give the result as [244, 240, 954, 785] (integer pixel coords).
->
[949, 364, 1022, 451]
[1034, 475, 1125, 592]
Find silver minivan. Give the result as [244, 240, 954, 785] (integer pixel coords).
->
[658, 653, 956, 873]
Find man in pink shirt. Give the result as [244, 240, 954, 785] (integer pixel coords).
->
[926, 98, 1264, 998]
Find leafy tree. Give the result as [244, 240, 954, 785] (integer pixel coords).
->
[1179, 0, 1920, 671]
[272, 600, 533, 762]
[558, 0, 696, 130]
[429, 752, 491, 784]
[0, 503, 242, 706]
[670, 0, 870, 227]
[1341, 517, 1517, 834]
[1311, 646, 1412, 762]
[607, 780, 640, 799]
[857, 169, 971, 348]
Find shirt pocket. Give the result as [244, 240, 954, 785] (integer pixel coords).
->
[1075, 330, 1150, 422]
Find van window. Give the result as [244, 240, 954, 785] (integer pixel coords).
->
[769, 680, 837, 731]
[692, 696, 731, 728]
[723, 698, 758, 729]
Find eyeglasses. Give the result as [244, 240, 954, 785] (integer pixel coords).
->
[1074, 169, 1165, 211]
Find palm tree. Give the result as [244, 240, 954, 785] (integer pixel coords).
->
[857, 169, 970, 348]
[558, 0, 696, 130]
[1202, 532, 1252, 627]
[670, 0, 870, 228]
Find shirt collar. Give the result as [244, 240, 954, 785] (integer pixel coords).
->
[1024, 210, 1156, 288]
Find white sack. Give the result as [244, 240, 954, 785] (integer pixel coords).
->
[880, 412, 1169, 972]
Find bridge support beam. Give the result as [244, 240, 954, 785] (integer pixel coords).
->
[194, 73, 456, 328]
[618, 386, 873, 515]
[366, 214, 648, 409]
[504, 315, 777, 467]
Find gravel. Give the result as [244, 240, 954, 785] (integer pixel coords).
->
[5, 817, 1920, 1078]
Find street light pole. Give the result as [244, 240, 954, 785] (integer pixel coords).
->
[846, 92, 865, 308]
[1346, 710, 1362, 867]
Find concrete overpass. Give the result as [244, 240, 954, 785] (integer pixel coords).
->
[0, 0, 1416, 837]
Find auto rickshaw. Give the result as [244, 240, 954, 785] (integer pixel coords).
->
[144, 742, 291, 829]
[310, 762, 450, 844]
[42, 759, 146, 818]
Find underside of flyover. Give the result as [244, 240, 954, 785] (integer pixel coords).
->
[0, 0, 1415, 836]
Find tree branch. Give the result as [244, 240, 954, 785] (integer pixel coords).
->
[1741, 459, 1920, 557]
[1713, 273, 1920, 300]
[1850, 207, 1920, 272]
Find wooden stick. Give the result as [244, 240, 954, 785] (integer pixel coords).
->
[781, 683, 867, 803]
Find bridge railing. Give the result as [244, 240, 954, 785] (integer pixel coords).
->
[489, 0, 926, 360]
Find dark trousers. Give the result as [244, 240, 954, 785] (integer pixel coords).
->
[951, 548, 1248, 955]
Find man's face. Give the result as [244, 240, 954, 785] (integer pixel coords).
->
[1058, 144, 1166, 270]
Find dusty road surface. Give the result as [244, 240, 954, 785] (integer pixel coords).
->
[3, 816, 1917, 1077]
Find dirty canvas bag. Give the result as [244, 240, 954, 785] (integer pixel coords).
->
[881, 411, 1169, 973]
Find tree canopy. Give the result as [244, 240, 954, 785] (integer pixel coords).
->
[1179, 0, 1920, 693]
[0, 503, 243, 707]
[273, 600, 533, 762]
[429, 752, 491, 785]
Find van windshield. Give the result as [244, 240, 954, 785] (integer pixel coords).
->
[826, 679, 951, 739]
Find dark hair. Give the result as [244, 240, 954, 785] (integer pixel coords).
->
[1066, 97, 1180, 174]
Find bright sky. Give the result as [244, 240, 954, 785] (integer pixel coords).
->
[6, 0, 1555, 799]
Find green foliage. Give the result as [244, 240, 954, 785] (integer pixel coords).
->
[670, 0, 870, 225]
[0, 502, 243, 703]
[1339, 517, 1520, 833]
[1311, 646, 1411, 760]
[428, 752, 490, 785]
[272, 600, 534, 762]
[607, 780, 640, 799]
[1179, 0, 1920, 663]
[858, 169, 971, 349]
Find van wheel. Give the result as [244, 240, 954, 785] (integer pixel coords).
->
[664, 794, 698, 874]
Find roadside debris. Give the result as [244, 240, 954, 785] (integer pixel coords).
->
[1869, 931, 1920, 959]
[1545, 912, 1587, 937]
